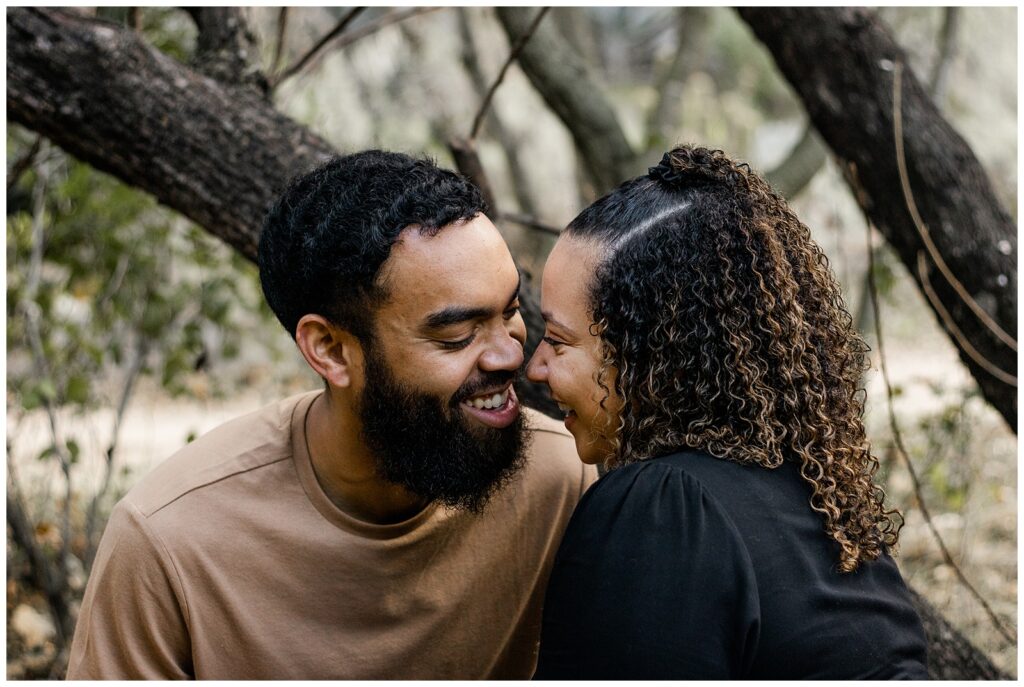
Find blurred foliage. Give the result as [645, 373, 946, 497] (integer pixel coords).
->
[7, 129, 259, 417]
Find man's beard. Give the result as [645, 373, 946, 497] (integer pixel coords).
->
[357, 348, 529, 514]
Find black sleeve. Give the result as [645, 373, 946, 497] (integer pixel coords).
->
[534, 461, 761, 680]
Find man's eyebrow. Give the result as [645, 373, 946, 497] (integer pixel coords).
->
[422, 275, 522, 330]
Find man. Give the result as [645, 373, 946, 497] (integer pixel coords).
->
[67, 151, 595, 679]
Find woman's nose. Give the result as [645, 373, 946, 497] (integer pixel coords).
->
[526, 347, 548, 384]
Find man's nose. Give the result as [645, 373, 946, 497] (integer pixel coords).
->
[479, 328, 525, 372]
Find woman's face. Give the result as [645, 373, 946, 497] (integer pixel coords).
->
[526, 236, 621, 465]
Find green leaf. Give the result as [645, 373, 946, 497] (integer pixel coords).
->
[37, 379, 57, 402]
[66, 375, 90, 405]
[66, 439, 80, 464]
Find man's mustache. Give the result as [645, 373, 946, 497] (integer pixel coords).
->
[450, 367, 522, 405]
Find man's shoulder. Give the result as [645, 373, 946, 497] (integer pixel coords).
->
[520, 407, 595, 491]
[121, 391, 317, 518]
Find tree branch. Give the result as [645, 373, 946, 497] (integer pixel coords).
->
[929, 7, 960, 102]
[457, 7, 538, 216]
[495, 7, 637, 193]
[765, 123, 828, 200]
[274, 8, 442, 89]
[6, 135, 42, 193]
[188, 7, 267, 94]
[270, 7, 290, 76]
[8, 7, 335, 261]
[470, 7, 549, 141]
[644, 7, 711, 149]
[498, 212, 561, 236]
[891, 61, 1016, 353]
[447, 137, 498, 215]
[272, 7, 365, 87]
[738, 7, 1017, 431]
[866, 225, 1017, 647]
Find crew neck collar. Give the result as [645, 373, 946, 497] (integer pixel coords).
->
[290, 391, 440, 539]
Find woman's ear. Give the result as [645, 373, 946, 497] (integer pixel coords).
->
[294, 314, 364, 389]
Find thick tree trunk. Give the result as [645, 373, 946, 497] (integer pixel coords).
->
[738, 7, 1017, 431]
[5, 8, 1007, 676]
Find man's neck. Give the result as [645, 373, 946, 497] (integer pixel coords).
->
[305, 391, 430, 524]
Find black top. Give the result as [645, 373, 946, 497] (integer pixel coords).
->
[534, 451, 929, 680]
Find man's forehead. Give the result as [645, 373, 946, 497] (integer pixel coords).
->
[376, 216, 518, 322]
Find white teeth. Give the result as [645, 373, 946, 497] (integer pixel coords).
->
[463, 389, 510, 411]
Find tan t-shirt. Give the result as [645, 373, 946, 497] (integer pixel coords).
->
[67, 391, 595, 679]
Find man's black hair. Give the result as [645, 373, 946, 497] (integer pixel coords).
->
[258, 150, 487, 340]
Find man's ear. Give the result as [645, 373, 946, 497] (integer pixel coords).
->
[294, 314, 365, 388]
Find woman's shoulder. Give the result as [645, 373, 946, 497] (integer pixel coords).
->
[570, 450, 754, 543]
[590, 449, 754, 499]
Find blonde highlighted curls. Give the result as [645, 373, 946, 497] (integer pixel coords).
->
[572, 146, 901, 573]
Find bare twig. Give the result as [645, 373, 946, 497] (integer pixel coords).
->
[10, 152, 76, 654]
[127, 7, 141, 32]
[7, 135, 42, 193]
[469, 7, 550, 141]
[928, 7, 960, 102]
[916, 252, 1016, 386]
[7, 469, 73, 647]
[275, 7, 442, 90]
[270, 7, 290, 76]
[20, 155, 76, 577]
[83, 335, 150, 568]
[893, 62, 1017, 353]
[457, 7, 538, 217]
[865, 224, 1017, 648]
[273, 7, 365, 86]
[498, 211, 561, 236]
[448, 137, 498, 215]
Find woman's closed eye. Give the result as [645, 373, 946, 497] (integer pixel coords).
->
[542, 335, 566, 349]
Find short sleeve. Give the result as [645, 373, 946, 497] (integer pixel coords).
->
[66, 500, 193, 679]
[534, 461, 761, 679]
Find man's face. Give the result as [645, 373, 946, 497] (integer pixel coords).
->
[356, 214, 529, 511]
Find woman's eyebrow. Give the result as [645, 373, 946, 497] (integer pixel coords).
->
[541, 310, 577, 337]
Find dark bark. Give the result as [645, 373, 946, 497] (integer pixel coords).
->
[186, 7, 268, 94]
[495, 7, 638, 193]
[908, 588, 1008, 679]
[4, 8, 1006, 675]
[7, 8, 332, 262]
[448, 137, 499, 217]
[738, 7, 1017, 431]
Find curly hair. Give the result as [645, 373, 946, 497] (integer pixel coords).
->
[566, 145, 901, 572]
[259, 150, 486, 340]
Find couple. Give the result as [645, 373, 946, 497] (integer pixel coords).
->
[68, 147, 928, 679]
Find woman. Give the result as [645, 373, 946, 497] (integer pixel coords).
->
[526, 146, 928, 679]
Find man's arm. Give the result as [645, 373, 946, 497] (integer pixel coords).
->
[67, 500, 193, 679]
